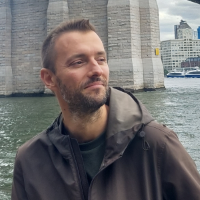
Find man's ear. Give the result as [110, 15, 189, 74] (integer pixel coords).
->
[40, 68, 56, 90]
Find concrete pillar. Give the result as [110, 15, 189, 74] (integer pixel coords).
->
[107, 0, 144, 91]
[11, 0, 48, 95]
[0, 0, 12, 96]
[47, 0, 69, 34]
[139, 0, 164, 89]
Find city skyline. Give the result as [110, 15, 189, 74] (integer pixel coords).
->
[157, 0, 200, 41]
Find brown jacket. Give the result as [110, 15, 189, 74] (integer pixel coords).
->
[12, 87, 200, 200]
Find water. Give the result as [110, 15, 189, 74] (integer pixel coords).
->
[0, 97, 61, 200]
[0, 78, 200, 199]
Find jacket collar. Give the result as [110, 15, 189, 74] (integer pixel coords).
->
[107, 87, 142, 138]
[46, 114, 73, 159]
[100, 87, 154, 168]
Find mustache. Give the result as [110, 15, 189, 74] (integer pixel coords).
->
[81, 77, 107, 89]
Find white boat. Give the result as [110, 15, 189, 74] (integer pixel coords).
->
[166, 71, 185, 78]
[185, 69, 200, 78]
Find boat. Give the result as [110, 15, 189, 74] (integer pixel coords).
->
[166, 71, 185, 78]
[185, 69, 200, 78]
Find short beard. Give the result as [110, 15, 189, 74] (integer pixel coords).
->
[57, 77, 109, 118]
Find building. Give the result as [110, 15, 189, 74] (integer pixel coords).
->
[0, 0, 164, 96]
[174, 25, 178, 39]
[161, 39, 200, 71]
[161, 20, 200, 71]
[194, 31, 198, 39]
[181, 57, 200, 68]
[174, 20, 193, 40]
[198, 27, 200, 39]
[188, 0, 200, 39]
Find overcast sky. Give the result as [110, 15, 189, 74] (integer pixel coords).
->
[157, 0, 200, 41]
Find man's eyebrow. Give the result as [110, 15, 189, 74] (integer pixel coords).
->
[96, 51, 106, 56]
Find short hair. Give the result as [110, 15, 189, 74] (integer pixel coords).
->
[41, 19, 96, 73]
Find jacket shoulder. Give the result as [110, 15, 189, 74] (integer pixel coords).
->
[144, 121, 200, 199]
[144, 121, 178, 143]
[16, 129, 51, 160]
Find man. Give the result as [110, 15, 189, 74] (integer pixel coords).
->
[12, 19, 200, 200]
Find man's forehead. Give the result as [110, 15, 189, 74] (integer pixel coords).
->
[56, 31, 101, 45]
[55, 31, 105, 53]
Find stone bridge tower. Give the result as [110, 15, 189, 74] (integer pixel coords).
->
[107, 0, 144, 90]
[107, 0, 164, 90]
[0, 0, 12, 96]
[140, 0, 164, 89]
[0, 0, 164, 96]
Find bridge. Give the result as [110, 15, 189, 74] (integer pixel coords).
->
[0, 0, 164, 96]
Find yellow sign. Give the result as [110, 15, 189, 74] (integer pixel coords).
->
[155, 48, 159, 55]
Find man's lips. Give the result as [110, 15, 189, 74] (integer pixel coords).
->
[84, 81, 104, 89]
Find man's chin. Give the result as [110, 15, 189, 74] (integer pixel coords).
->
[83, 89, 106, 100]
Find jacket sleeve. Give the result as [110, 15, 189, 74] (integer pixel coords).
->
[11, 152, 28, 200]
[161, 130, 200, 200]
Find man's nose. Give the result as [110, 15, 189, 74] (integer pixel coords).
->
[88, 59, 103, 77]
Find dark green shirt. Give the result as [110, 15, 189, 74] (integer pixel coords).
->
[62, 122, 106, 184]
[79, 131, 106, 184]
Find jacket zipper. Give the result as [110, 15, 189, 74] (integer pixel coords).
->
[88, 153, 123, 200]
[68, 137, 86, 200]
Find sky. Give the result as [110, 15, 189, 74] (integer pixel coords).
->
[157, 0, 200, 41]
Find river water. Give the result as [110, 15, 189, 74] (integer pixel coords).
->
[0, 78, 200, 199]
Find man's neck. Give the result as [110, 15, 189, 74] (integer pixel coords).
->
[62, 105, 109, 143]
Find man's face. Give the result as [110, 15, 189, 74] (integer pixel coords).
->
[53, 31, 109, 115]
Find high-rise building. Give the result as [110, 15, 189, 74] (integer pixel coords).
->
[194, 31, 198, 39]
[174, 25, 178, 39]
[198, 26, 200, 39]
[174, 20, 193, 40]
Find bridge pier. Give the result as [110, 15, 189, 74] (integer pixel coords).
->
[140, 0, 164, 89]
[107, 0, 144, 91]
[0, 0, 12, 96]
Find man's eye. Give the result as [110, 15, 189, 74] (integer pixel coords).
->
[98, 58, 107, 63]
[71, 61, 83, 66]
[75, 61, 83, 64]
